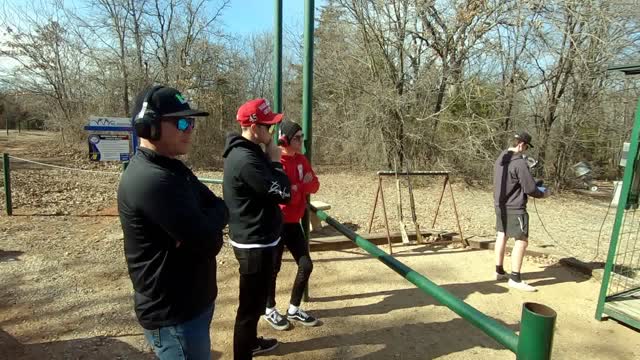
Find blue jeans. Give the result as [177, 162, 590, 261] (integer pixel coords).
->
[143, 303, 215, 360]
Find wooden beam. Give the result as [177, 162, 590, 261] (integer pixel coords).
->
[309, 229, 458, 251]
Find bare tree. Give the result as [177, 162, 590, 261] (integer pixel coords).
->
[127, 0, 149, 81]
[0, 0, 638, 182]
[413, 0, 511, 130]
[176, 0, 229, 85]
[243, 32, 273, 98]
[336, 0, 416, 166]
[94, 0, 132, 116]
[1, 2, 85, 141]
[492, 2, 544, 135]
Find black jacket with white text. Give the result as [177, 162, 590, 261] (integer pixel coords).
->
[222, 134, 291, 247]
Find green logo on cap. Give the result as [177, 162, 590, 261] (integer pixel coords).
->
[175, 94, 187, 104]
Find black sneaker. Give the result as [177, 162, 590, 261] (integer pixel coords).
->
[287, 308, 319, 327]
[263, 309, 290, 331]
[252, 337, 279, 355]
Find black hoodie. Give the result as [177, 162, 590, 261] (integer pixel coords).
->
[493, 150, 544, 213]
[222, 133, 291, 247]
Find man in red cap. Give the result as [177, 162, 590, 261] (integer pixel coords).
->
[223, 98, 291, 359]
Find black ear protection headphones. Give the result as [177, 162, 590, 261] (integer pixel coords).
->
[277, 127, 289, 146]
[134, 85, 164, 140]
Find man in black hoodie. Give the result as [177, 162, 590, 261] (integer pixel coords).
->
[493, 131, 549, 292]
[118, 85, 228, 359]
[223, 98, 291, 359]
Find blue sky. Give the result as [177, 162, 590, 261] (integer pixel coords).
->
[0, 0, 326, 71]
[1, 0, 325, 35]
[221, 0, 318, 35]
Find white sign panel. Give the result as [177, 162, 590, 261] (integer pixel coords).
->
[88, 134, 131, 161]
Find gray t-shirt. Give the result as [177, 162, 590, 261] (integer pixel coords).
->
[493, 150, 544, 214]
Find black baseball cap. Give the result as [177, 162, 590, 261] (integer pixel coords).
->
[514, 131, 534, 148]
[279, 119, 302, 144]
[132, 85, 209, 118]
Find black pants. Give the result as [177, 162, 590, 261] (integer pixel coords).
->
[266, 223, 314, 309]
[233, 246, 275, 360]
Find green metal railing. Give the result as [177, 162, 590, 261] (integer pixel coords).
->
[271, 0, 282, 144]
[309, 204, 557, 360]
[3, 153, 12, 216]
[595, 92, 640, 330]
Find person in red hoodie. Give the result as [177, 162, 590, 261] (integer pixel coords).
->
[263, 119, 320, 330]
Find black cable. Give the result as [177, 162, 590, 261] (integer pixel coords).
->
[532, 189, 614, 263]
[532, 197, 583, 258]
[589, 198, 614, 262]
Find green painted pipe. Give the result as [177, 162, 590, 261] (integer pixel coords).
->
[198, 178, 223, 185]
[310, 205, 520, 352]
[272, 0, 282, 143]
[302, 0, 314, 163]
[3, 153, 11, 216]
[301, 0, 315, 301]
[517, 303, 556, 360]
[596, 96, 640, 321]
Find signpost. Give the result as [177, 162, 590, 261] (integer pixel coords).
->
[88, 134, 131, 161]
[84, 116, 136, 163]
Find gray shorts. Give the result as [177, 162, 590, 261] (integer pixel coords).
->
[495, 211, 529, 240]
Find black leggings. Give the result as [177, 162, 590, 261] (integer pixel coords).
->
[266, 223, 313, 308]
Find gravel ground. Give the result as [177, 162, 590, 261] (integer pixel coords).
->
[1, 131, 637, 360]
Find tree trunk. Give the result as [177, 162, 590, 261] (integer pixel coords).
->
[433, 68, 448, 131]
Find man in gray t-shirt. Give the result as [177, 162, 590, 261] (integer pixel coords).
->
[493, 131, 549, 292]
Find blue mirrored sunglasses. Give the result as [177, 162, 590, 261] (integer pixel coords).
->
[176, 117, 195, 131]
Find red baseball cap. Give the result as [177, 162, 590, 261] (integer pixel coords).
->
[236, 98, 283, 127]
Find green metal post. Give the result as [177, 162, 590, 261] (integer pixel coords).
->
[302, 0, 314, 163]
[516, 302, 557, 360]
[301, 0, 315, 302]
[595, 97, 640, 320]
[3, 153, 12, 216]
[310, 205, 520, 352]
[272, 0, 283, 143]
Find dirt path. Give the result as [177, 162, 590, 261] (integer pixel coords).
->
[1, 131, 638, 359]
[2, 219, 638, 359]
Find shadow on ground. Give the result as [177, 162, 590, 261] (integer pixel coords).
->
[307, 264, 586, 319]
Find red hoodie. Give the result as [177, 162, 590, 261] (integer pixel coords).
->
[279, 153, 320, 223]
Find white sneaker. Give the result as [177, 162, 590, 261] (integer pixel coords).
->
[263, 309, 290, 331]
[287, 308, 319, 327]
[496, 272, 509, 281]
[508, 279, 537, 292]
